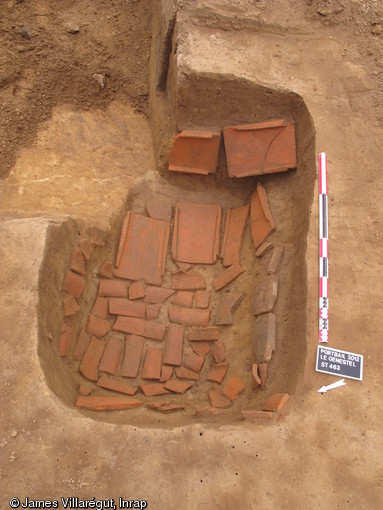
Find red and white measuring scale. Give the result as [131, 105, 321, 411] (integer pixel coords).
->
[319, 152, 328, 343]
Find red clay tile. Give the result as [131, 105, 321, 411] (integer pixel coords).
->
[113, 317, 166, 340]
[162, 324, 184, 366]
[70, 247, 85, 275]
[140, 383, 170, 396]
[223, 120, 296, 177]
[194, 406, 227, 417]
[252, 274, 278, 316]
[147, 403, 185, 413]
[267, 247, 284, 274]
[262, 393, 290, 412]
[146, 200, 173, 222]
[114, 212, 170, 285]
[87, 226, 106, 246]
[98, 279, 127, 298]
[174, 262, 192, 272]
[171, 202, 221, 264]
[79, 336, 105, 381]
[252, 364, 262, 388]
[141, 348, 162, 380]
[191, 342, 212, 356]
[188, 327, 220, 341]
[75, 395, 142, 411]
[207, 363, 228, 383]
[168, 130, 220, 175]
[87, 314, 111, 338]
[99, 261, 113, 278]
[251, 183, 275, 249]
[159, 365, 173, 383]
[253, 313, 276, 363]
[78, 385, 92, 396]
[184, 352, 204, 373]
[109, 298, 146, 318]
[222, 377, 245, 401]
[216, 291, 243, 325]
[146, 304, 161, 320]
[168, 306, 210, 327]
[164, 379, 193, 394]
[242, 410, 274, 420]
[171, 272, 206, 291]
[209, 389, 232, 409]
[64, 295, 80, 317]
[59, 324, 72, 357]
[172, 291, 193, 307]
[221, 204, 250, 266]
[74, 329, 90, 361]
[213, 262, 243, 291]
[255, 241, 273, 258]
[211, 339, 226, 363]
[175, 365, 200, 381]
[129, 281, 146, 300]
[91, 297, 109, 319]
[97, 375, 137, 396]
[120, 335, 144, 378]
[195, 290, 210, 309]
[78, 238, 93, 261]
[98, 338, 123, 375]
[143, 286, 174, 304]
[258, 363, 268, 388]
[62, 270, 85, 298]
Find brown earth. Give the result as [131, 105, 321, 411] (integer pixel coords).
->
[1, 0, 383, 508]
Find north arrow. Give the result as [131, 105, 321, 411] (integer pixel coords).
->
[318, 378, 346, 393]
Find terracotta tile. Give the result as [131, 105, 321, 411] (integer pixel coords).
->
[74, 329, 90, 361]
[242, 410, 274, 420]
[87, 314, 111, 338]
[78, 385, 92, 396]
[223, 120, 296, 177]
[162, 324, 184, 366]
[143, 286, 174, 304]
[64, 295, 80, 317]
[252, 274, 278, 316]
[98, 338, 123, 375]
[120, 335, 144, 378]
[79, 336, 105, 381]
[146, 304, 161, 320]
[168, 130, 220, 175]
[171, 272, 206, 291]
[140, 383, 170, 397]
[97, 375, 137, 396]
[62, 270, 85, 298]
[59, 324, 72, 357]
[222, 376, 245, 401]
[146, 400, 170, 410]
[213, 262, 243, 291]
[129, 281, 146, 300]
[262, 393, 290, 412]
[191, 342, 212, 356]
[159, 365, 173, 383]
[207, 363, 228, 383]
[221, 204, 250, 266]
[194, 406, 227, 417]
[78, 238, 93, 261]
[164, 379, 193, 394]
[168, 306, 210, 327]
[253, 313, 276, 363]
[171, 202, 221, 264]
[174, 262, 192, 272]
[99, 261, 113, 278]
[147, 403, 185, 413]
[75, 395, 142, 411]
[175, 365, 200, 381]
[216, 291, 243, 325]
[87, 226, 106, 246]
[195, 290, 210, 309]
[91, 297, 109, 319]
[113, 317, 166, 340]
[146, 200, 173, 222]
[211, 339, 226, 363]
[172, 291, 193, 307]
[209, 389, 232, 409]
[98, 279, 127, 298]
[250, 183, 275, 249]
[70, 247, 85, 275]
[267, 247, 284, 274]
[255, 241, 273, 258]
[188, 327, 220, 341]
[258, 363, 268, 388]
[141, 348, 162, 380]
[252, 364, 262, 388]
[109, 298, 146, 318]
[184, 352, 204, 373]
[114, 212, 170, 285]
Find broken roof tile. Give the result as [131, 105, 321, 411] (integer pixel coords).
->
[221, 204, 249, 266]
[98, 338, 123, 376]
[175, 365, 200, 381]
[252, 274, 278, 316]
[162, 324, 184, 366]
[164, 379, 193, 394]
[187, 327, 220, 341]
[207, 363, 228, 384]
[86, 314, 111, 338]
[253, 313, 276, 363]
[171, 272, 206, 291]
[141, 348, 162, 380]
[91, 297, 109, 319]
[99, 261, 113, 278]
[108, 298, 146, 318]
[143, 286, 174, 304]
[183, 352, 204, 373]
[120, 335, 144, 378]
[251, 183, 275, 249]
[209, 389, 232, 409]
[97, 376, 137, 396]
[168, 130, 220, 175]
[168, 306, 210, 327]
[190, 342, 212, 357]
[212, 262, 243, 291]
[146, 200, 173, 222]
[267, 247, 284, 274]
[98, 279, 127, 298]
[62, 270, 85, 298]
[73, 329, 90, 361]
[129, 281, 146, 300]
[159, 365, 173, 383]
[64, 295, 80, 317]
[79, 336, 105, 381]
[70, 247, 85, 275]
[172, 291, 194, 307]
[146, 304, 161, 320]
[255, 241, 273, 258]
[211, 339, 226, 364]
[262, 393, 290, 412]
[112, 316, 166, 340]
[195, 290, 210, 309]
[216, 291, 243, 325]
[75, 395, 142, 411]
[222, 376, 245, 401]
[140, 383, 170, 397]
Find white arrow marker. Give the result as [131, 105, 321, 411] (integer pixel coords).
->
[318, 379, 346, 393]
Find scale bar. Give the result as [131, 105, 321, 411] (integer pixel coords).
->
[319, 152, 329, 343]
